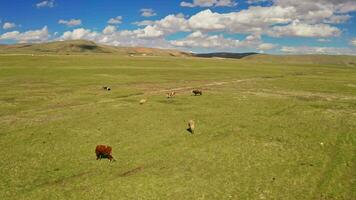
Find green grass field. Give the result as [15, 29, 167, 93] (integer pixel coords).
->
[0, 54, 355, 199]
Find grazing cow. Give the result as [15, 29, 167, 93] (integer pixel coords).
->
[187, 120, 195, 134]
[103, 86, 111, 91]
[95, 145, 115, 162]
[192, 89, 203, 96]
[166, 91, 176, 98]
[139, 99, 147, 104]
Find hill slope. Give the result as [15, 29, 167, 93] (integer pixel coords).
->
[195, 52, 259, 59]
[241, 54, 356, 66]
[0, 40, 192, 57]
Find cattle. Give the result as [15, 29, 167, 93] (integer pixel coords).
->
[139, 99, 147, 104]
[166, 91, 176, 98]
[103, 86, 111, 91]
[192, 89, 203, 96]
[95, 145, 115, 162]
[187, 120, 195, 134]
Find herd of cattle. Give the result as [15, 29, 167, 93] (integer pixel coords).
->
[97, 86, 202, 162]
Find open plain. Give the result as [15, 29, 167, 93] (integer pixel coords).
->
[0, 54, 355, 199]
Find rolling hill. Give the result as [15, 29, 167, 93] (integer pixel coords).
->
[0, 40, 355, 66]
[0, 40, 192, 57]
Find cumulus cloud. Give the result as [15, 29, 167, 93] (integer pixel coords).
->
[177, 0, 356, 38]
[183, 7, 342, 37]
[187, 7, 297, 34]
[58, 19, 82, 27]
[36, 0, 55, 8]
[127, 2, 349, 50]
[269, 21, 341, 38]
[171, 31, 241, 48]
[170, 31, 267, 50]
[188, 9, 228, 31]
[181, 0, 237, 7]
[133, 13, 190, 37]
[281, 46, 356, 55]
[55, 0, 355, 49]
[134, 25, 165, 38]
[257, 43, 277, 50]
[3, 22, 17, 30]
[350, 39, 356, 46]
[0, 26, 49, 43]
[60, 28, 98, 41]
[133, 20, 155, 27]
[107, 16, 122, 24]
[324, 14, 351, 24]
[275, 0, 356, 14]
[140, 9, 157, 17]
[58, 27, 173, 49]
[103, 25, 117, 35]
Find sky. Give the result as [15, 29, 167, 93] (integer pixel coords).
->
[0, 0, 355, 54]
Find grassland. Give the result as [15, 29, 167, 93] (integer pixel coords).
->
[0, 54, 355, 199]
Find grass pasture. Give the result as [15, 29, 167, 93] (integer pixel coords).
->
[0, 54, 355, 199]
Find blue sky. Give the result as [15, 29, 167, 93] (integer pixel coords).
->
[0, 0, 355, 54]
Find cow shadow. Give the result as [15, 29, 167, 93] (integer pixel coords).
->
[186, 128, 194, 134]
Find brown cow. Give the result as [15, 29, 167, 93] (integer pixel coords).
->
[192, 89, 202, 96]
[95, 145, 115, 162]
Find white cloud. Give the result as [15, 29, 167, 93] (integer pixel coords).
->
[186, 7, 298, 34]
[3, 22, 17, 30]
[275, 0, 356, 15]
[324, 14, 351, 24]
[132, 0, 354, 40]
[60, 28, 98, 41]
[107, 16, 122, 24]
[181, 0, 237, 7]
[58, 19, 82, 27]
[134, 25, 165, 38]
[0, 26, 49, 43]
[133, 13, 190, 37]
[0, 31, 20, 40]
[350, 39, 356, 46]
[188, 9, 227, 31]
[103, 25, 117, 35]
[36, 0, 55, 8]
[140, 9, 157, 17]
[170, 31, 266, 50]
[270, 21, 340, 37]
[257, 43, 277, 50]
[133, 20, 155, 27]
[280, 46, 356, 55]
[335, 1, 356, 13]
[58, 27, 173, 49]
[171, 31, 240, 49]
